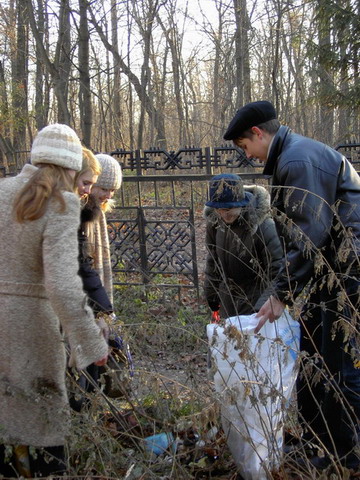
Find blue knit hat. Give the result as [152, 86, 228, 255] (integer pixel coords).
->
[205, 173, 252, 208]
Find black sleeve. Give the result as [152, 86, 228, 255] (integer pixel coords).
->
[273, 160, 334, 304]
[203, 222, 221, 309]
[78, 222, 113, 314]
[254, 217, 283, 310]
[78, 259, 113, 314]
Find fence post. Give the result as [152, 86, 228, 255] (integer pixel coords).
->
[189, 207, 199, 299]
[205, 147, 212, 175]
[135, 149, 143, 176]
[137, 207, 149, 285]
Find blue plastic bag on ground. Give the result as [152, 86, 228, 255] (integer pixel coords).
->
[207, 312, 300, 480]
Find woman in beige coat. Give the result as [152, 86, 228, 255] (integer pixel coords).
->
[0, 124, 108, 477]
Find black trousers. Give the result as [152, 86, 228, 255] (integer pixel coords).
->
[297, 276, 360, 469]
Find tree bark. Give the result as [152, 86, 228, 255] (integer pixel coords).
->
[111, 0, 123, 146]
[0, 61, 14, 168]
[12, 0, 28, 157]
[89, 2, 167, 149]
[78, 0, 92, 146]
[157, 3, 186, 146]
[233, 0, 251, 106]
[25, 0, 71, 125]
[34, 0, 47, 130]
[317, 0, 334, 144]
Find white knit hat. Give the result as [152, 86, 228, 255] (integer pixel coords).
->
[31, 123, 83, 171]
[95, 154, 122, 190]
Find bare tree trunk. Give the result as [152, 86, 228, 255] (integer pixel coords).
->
[157, 4, 185, 146]
[353, 0, 360, 138]
[281, 9, 309, 135]
[78, 0, 92, 146]
[93, 51, 107, 151]
[89, 2, 167, 149]
[12, 0, 28, 158]
[56, 0, 71, 124]
[131, 0, 158, 148]
[25, 0, 71, 125]
[127, 8, 135, 150]
[233, 0, 251, 106]
[35, 0, 47, 130]
[271, 0, 283, 112]
[336, 0, 351, 142]
[337, 42, 350, 143]
[111, 0, 123, 146]
[0, 61, 14, 168]
[317, 0, 334, 144]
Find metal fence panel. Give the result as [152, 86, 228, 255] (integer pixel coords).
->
[108, 206, 198, 292]
[3, 143, 360, 293]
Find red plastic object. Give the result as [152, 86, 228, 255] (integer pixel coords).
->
[211, 310, 221, 323]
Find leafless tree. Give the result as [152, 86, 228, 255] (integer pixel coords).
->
[0, 0, 358, 164]
[25, 0, 72, 124]
[78, 0, 92, 146]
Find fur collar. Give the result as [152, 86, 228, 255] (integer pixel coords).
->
[81, 195, 102, 223]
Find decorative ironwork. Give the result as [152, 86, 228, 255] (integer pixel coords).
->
[335, 143, 360, 169]
[111, 146, 259, 174]
[3, 142, 359, 177]
[2, 142, 357, 294]
[108, 207, 198, 290]
[108, 219, 141, 272]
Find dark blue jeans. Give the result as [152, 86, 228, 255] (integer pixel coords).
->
[297, 276, 360, 469]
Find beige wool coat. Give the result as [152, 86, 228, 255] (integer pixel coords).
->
[0, 164, 108, 447]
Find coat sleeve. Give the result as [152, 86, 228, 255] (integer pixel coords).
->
[42, 192, 108, 370]
[204, 222, 221, 310]
[78, 260, 114, 314]
[78, 227, 113, 314]
[254, 217, 283, 310]
[273, 160, 334, 304]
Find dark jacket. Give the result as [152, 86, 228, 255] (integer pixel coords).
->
[78, 197, 113, 314]
[204, 184, 283, 317]
[264, 125, 360, 304]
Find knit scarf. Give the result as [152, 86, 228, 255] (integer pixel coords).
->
[93, 210, 113, 303]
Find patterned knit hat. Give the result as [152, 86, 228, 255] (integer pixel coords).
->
[205, 173, 252, 208]
[95, 154, 122, 190]
[31, 123, 83, 171]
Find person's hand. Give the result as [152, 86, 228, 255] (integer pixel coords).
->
[255, 295, 285, 334]
[211, 310, 221, 323]
[94, 355, 108, 366]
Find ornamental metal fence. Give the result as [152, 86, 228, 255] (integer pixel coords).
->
[110, 145, 255, 174]
[109, 145, 269, 298]
[2, 142, 360, 298]
[109, 142, 360, 297]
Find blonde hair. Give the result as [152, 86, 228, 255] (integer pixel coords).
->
[14, 164, 75, 223]
[100, 198, 115, 213]
[76, 148, 102, 180]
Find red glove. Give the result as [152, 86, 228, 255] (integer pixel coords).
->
[211, 310, 221, 323]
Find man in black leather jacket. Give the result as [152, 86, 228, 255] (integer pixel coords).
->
[224, 101, 360, 473]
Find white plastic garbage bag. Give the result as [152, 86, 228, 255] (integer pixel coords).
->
[207, 312, 300, 480]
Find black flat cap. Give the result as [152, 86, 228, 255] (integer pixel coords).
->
[223, 100, 277, 140]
